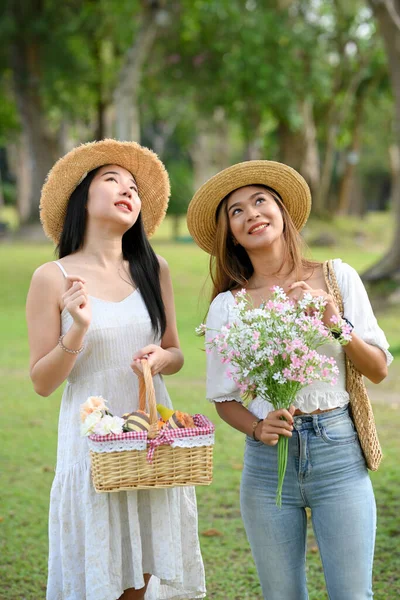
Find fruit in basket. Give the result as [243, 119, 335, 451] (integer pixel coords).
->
[166, 410, 195, 430]
[123, 410, 151, 432]
[156, 404, 174, 421]
[157, 418, 167, 430]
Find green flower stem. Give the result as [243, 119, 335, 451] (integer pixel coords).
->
[272, 394, 297, 508]
[276, 435, 289, 508]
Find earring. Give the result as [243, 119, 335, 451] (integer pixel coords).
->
[232, 237, 238, 246]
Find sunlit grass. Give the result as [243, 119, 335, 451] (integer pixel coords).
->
[0, 237, 399, 599]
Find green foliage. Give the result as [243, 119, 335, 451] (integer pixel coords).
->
[1, 182, 16, 206]
[0, 206, 19, 230]
[40, 0, 142, 122]
[0, 0, 396, 228]
[167, 159, 194, 216]
[157, 1, 316, 128]
[0, 72, 19, 143]
[0, 0, 145, 134]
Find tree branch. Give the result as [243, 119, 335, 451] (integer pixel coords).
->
[383, 0, 400, 31]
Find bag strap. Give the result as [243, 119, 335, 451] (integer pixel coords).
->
[323, 260, 344, 315]
[323, 260, 382, 471]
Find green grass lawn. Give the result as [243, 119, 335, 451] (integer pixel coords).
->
[0, 239, 399, 599]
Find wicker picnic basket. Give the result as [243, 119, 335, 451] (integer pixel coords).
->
[88, 361, 215, 492]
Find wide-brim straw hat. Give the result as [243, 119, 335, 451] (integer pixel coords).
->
[187, 160, 311, 254]
[40, 139, 170, 244]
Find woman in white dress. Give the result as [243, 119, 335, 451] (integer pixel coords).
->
[186, 160, 392, 600]
[26, 139, 206, 600]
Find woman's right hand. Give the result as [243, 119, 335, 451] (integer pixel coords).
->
[255, 406, 295, 446]
[62, 276, 91, 331]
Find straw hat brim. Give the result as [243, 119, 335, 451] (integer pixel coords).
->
[40, 139, 170, 244]
[187, 160, 311, 255]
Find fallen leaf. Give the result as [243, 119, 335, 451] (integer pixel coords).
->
[201, 528, 223, 537]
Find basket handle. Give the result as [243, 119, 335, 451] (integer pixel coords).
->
[138, 359, 158, 425]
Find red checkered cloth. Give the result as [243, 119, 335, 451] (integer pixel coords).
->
[89, 414, 215, 463]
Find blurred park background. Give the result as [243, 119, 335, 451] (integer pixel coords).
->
[1, 0, 400, 599]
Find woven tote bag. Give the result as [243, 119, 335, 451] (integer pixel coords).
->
[323, 260, 382, 471]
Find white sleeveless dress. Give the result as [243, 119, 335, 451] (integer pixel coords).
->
[47, 262, 206, 600]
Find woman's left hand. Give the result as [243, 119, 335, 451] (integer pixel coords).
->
[131, 344, 171, 376]
[286, 281, 340, 326]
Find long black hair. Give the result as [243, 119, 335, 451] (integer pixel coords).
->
[57, 166, 166, 338]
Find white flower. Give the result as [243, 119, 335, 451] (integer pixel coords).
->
[195, 323, 207, 335]
[79, 395, 108, 422]
[93, 415, 125, 436]
[80, 410, 103, 436]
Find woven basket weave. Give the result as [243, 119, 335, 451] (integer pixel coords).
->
[323, 260, 382, 471]
[89, 361, 214, 492]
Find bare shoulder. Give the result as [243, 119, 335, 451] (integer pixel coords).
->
[28, 262, 65, 311]
[31, 261, 65, 289]
[156, 254, 170, 279]
[156, 254, 169, 270]
[156, 255, 175, 301]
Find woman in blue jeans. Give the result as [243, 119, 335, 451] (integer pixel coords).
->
[187, 160, 393, 600]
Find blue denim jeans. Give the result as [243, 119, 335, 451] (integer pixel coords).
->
[240, 406, 376, 600]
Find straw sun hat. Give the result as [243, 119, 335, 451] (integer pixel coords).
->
[40, 139, 170, 244]
[187, 160, 311, 255]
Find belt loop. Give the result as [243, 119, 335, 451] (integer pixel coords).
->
[312, 414, 321, 436]
[293, 416, 302, 430]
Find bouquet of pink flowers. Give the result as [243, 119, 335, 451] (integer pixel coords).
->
[199, 287, 351, 506]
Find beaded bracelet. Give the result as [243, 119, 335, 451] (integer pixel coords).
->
[58, 335, 85, 355]
[330, 317, 354, 346]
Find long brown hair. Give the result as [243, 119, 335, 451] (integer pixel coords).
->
[209, 185, 319, 302]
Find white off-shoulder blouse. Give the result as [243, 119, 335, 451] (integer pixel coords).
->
[205, 259, 393, 419]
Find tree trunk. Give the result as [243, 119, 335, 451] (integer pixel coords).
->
[348, 172, 366, 217]
[10, 38, 61, 223]
[313, 120, 338, 216]
[278, 100, 321, 199]
[241, 108, 263, 161]
[190, 112, 231, 190]
[278, 121, 304, 171]
[337, 95, 364, 215]
[313, 56, 367, 217]
[213, 107, 231, 170]
[191, 130, 220, 190]
[114, 4, 166, 142]
[91, 38, 112, 141]
[300, 99, 321, 200]
[363, 0, 400, 281]
[243, 137, 263, 161]
[16, 138, 32, 223]
[363, 143, 400, 280]
[150, 103, 187, 158]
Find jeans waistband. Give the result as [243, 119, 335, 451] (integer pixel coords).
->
[292, 405, 350, 432]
